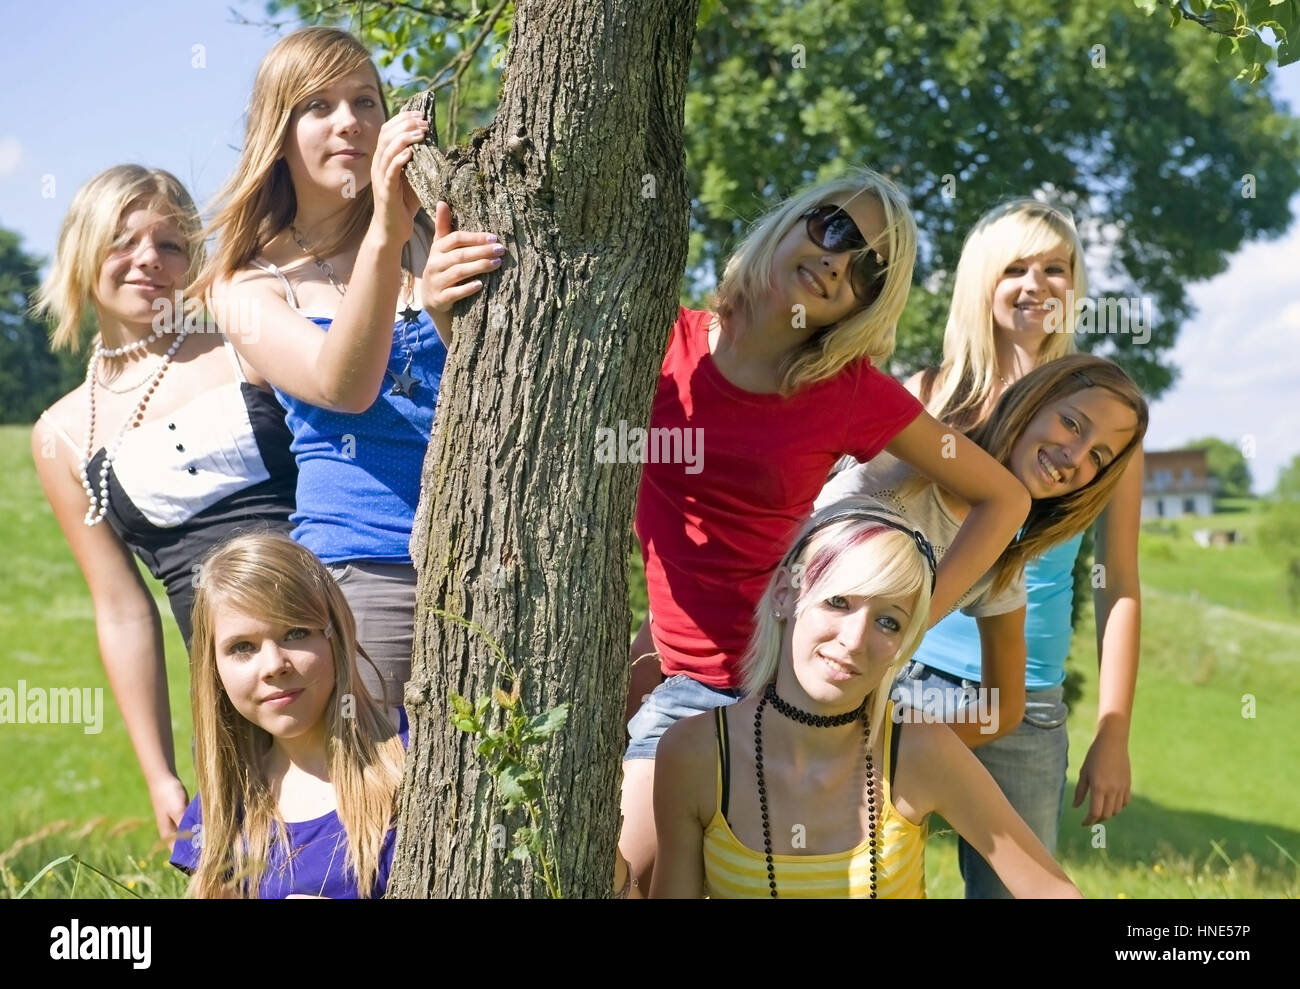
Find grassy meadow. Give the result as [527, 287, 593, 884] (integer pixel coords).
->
[1, 424, 1296, 897]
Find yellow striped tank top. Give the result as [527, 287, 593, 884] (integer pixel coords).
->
[703, 701, 927, 898]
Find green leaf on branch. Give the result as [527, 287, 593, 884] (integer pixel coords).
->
[1139, 0, 1291, 75]
[1279, 33, 1298, 64]
[449, 693, 479, 733]
[524, 704, 570, 742]
[497, 763, 541, 809]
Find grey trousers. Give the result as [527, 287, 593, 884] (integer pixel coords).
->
[326, 561, 416, 721]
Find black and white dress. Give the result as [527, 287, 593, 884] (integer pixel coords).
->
[42, 340, 297, 645]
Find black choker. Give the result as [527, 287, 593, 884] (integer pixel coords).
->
[763, 683, 867, 727]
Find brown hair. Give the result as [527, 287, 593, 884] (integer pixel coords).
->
[191, 26, 429, 300]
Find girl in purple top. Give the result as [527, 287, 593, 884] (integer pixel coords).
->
[170, 532, 405, 898]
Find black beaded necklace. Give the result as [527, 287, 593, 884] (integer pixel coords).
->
[753, 683, 877, 898]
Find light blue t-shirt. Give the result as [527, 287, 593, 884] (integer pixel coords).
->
[275, 311, 446, 564]
[913, 532, 1084, 690]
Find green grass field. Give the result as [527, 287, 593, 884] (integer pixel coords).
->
[2, 424, 1296, 897]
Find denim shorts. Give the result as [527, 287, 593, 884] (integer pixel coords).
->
[625, 674, 743, 761]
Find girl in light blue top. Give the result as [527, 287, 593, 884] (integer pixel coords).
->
[902, 200, 1146, 898]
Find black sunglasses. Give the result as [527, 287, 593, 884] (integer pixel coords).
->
[782, 506, 938, 596]
[801, 204, 888, 304]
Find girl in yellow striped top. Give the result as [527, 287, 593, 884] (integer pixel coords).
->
[650, 500, 1082, 899]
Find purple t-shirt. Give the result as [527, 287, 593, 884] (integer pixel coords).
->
[171, 713, 407, 898]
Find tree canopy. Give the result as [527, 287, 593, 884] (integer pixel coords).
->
[1186, 435, 1256, 497]
[0, 228, 83, 424]
[1275, 452, 1300, 500]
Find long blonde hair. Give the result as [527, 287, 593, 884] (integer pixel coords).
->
[192, 27, 426, 300]
[743, 500, 934, 750]
[715, 168, 918, 396]
[908, 353, 1147, 596]
[927, 199, 1088, 429]
[32, 165, 203, 351]
[187, 531, 404, 899]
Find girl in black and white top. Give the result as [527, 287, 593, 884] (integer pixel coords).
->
[31, 164, 297, 845]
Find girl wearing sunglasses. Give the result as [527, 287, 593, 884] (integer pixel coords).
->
[650, 502, 1081, 898]
[899, 200, 1147, 898]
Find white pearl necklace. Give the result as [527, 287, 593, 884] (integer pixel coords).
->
[96, 328, 167, 358]
[80, 329, 190, 527]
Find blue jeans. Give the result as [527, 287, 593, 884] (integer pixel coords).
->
[625, 674, 742, 760]
[894, 661, 1069, 899]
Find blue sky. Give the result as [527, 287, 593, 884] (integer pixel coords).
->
[1, 0, 1297, 492]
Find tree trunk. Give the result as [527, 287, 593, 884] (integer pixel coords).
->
[388, 0, 700, 897]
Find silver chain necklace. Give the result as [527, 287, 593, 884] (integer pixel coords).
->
[95, 355, 164, 394]
[289, 223, 422, 398]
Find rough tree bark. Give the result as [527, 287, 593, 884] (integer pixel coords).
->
[388, 0, 701, 897]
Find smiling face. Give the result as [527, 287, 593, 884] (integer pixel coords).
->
[93, 202, 190, 330]
[775, 582, 917, 712]
[212, 601, 336, 746]
[768, 194, 889, 329]
[282, 67, 386, 200]
[991, 249, 1073, 353]
[1010, 387, 1138, 499]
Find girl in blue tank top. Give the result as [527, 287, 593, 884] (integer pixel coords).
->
[171, 532, 405, 898]
[903, 200, 1146, 898]
[193, 28, 499, 715]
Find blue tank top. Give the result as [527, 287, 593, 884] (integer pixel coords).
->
[274, 311, 447, 564]
[912, 533, 1084, 690]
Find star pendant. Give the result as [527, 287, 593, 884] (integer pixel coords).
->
[390, 368, 420, 398]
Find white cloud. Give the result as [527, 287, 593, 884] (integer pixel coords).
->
[1145, 201, 1300, 494]
[0, 136, 21, 177]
